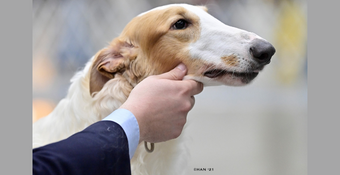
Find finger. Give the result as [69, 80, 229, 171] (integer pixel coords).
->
[185, 80, 204, 96]
[183, 96, 195, 112]
[156, 63, 187, 80]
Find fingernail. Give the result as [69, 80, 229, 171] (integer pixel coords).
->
[176, 63, 186, 71]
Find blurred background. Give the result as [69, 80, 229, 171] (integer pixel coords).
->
[32, 0, 307, 174]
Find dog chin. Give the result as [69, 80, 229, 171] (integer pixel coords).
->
[218, 72, 258, 86]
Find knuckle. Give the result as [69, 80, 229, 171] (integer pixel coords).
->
[181, 101, 192, 112]
[172, 129, 183, 139]
[184, 80, 203, 95]
[192, 81, 203, 94]
[170, 117, 187, 139]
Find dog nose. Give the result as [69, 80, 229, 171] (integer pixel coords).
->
[249, 39, 276, 64]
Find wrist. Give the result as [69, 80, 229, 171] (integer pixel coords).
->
[119, 105, 146, 143]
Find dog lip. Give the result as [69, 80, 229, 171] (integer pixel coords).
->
[203, 69, 259, 81]
[203, 69, 228, 78]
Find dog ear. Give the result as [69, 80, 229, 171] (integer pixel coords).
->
[89, 39, 137, 96]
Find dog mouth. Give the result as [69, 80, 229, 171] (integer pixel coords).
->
[203, 69, 259, 83]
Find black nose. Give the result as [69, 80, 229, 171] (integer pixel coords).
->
[249, 39, 276, 64]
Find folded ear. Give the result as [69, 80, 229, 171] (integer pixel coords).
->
[89, 39, 137, 96]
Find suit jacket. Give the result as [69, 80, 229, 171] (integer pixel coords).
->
[33, 121, 131, 175]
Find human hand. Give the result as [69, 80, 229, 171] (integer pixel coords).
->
[119, 63, 203, 143]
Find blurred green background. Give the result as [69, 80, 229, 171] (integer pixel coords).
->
[33, 0, 307, 174]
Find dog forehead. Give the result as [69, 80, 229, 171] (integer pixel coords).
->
[138, 4, 206, 17]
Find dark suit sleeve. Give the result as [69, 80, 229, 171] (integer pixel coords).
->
[33, 121, 131, 175]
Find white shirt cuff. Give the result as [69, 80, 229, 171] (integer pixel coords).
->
[102, 108, 140, 159]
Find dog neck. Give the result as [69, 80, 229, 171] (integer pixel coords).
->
[32, 59, 143, 148]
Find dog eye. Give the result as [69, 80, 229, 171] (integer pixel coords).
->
[172, 19, 188, 30]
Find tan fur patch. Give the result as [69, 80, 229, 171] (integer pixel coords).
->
[221, 55, 239, 67]
[121, 6, 201, 74]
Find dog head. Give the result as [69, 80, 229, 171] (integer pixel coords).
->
[89, 4, 275, 95]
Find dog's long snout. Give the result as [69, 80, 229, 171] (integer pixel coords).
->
[249, 39, 276, 64]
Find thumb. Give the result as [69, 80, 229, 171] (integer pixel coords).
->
[157, 63, 187, 80]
